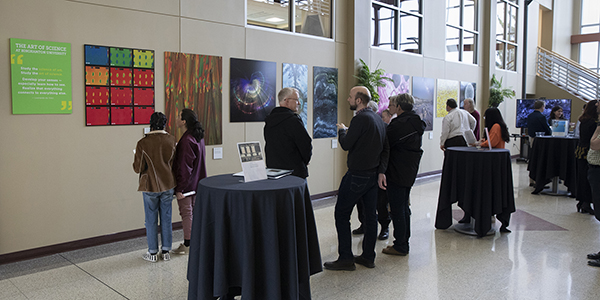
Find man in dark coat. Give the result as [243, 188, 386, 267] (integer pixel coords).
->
[527, 100, 551, 138]
[527, 100, 552, 193]
[323, 86, 388, 271]
[378, 93, 425, 256]
[264, 87, 312, 178]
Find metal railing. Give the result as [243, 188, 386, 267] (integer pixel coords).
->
[536, 46, 600, 101]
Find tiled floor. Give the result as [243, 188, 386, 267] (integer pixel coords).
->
[2, 161, 600, 299]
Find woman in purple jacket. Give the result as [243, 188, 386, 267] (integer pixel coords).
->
[172, 109, 207, 254]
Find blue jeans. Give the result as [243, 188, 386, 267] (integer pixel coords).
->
[335, 170, 378, 261]
[143, 189, 174, 253]
[387, 182, 411, 254]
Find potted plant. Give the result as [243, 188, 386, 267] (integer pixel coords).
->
[353, 58, 392, 103]
[489, 74, 516, 108]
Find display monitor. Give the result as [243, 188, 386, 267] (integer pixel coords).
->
[515, 99, 572, 128]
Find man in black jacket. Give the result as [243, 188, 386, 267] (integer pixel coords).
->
[264, 87, 312, 178]
[378, 93, 425, 256]
[324, 86, 388, 271]
[527, 100, 551, 138]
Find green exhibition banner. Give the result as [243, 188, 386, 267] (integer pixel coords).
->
[10, 38, 72, 114]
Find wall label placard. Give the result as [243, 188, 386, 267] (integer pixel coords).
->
[10, 38, 72, 114]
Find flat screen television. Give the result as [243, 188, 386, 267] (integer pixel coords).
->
[515, 99, 572, 128]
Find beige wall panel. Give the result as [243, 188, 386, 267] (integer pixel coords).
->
[214, 123, 247, 175]
[245, 123, 266, 147]
[180, 19, 246, 59]
[421, 117, 445, 174]
[423, 57, 446, 80]
[307, 139, 337, 194]
[370, 49, 424, 78]
[526, 3, 541, 95]
[246, 28, 337, 66]
[0, 0, 179, 254]
[444, 61, 480, 82]
[422, 0, 446, 60]
[181, 0, 245, 26]
[68, 0, 179, 15]
[334, 0, 349, 44]
[552, 0, 575, 58]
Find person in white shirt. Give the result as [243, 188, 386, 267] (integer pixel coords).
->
[440, 98, 476, 151]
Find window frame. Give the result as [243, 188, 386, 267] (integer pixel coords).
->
[246, 0, 334, 39]
[445, 0, 479, 64]
[372, 0, 423, 54]
[495, 0, 519, 71]
[577, 0, 600, 73]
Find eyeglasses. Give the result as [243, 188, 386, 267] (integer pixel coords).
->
[286, 98, 300, 103]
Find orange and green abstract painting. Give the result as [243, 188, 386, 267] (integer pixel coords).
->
[164, 52, 222, 145]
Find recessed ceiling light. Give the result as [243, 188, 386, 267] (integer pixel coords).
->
[266, 17, 285, 23]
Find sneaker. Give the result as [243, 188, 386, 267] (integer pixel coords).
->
[143, 252, 158, 263]
[172, 243, 189, 255]
[161, 252, 171, 261]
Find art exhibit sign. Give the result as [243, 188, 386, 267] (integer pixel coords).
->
[10, 38, 72, 114]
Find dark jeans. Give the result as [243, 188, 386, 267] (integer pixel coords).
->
[387, 182, 411, 254]
[335, 170, 378, 261]
[588, 165, 600, 222]
[356, 187, 391, 229]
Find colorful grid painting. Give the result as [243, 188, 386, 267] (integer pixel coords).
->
[86, 106, 110, 126]
[134, 69, 154, 87]
[111, 87, 133, 105]
[111, 106, 133, 125]
[110, 68, 132, 86]
[134, 106, 155, 124]
[134, 88, 154, 106]
[84, 44, 155, 126]
[85, 66, 109, 85]
[133, 50, 154, 68]
[110, 48, 132, 67]
[85, 86, 109, 105]
[85, 45, 109, 66]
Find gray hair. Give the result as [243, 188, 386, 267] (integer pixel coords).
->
[367, 101, 378, 112]
[389, 93, 414, 112]
[278, 87, 299, 103]
[464, 98, 474, 106]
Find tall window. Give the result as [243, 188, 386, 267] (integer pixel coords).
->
[495, 0, 518, 71]
[247, 0, 332, 39]
[446, 0, 479, 64]
[371, 0, 423, 54]
[579, 0, 600, 73]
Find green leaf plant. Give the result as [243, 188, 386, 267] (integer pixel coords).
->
[489, 74, 516, 108]
[353, 58, 393, 103]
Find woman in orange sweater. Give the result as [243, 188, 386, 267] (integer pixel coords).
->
[478, 107, 510, 149]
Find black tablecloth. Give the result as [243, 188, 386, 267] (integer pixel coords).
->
[435, 147, 516, 237]
[528, 136, 579, 193]
[187, 174, 322, 300]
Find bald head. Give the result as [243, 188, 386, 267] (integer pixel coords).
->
[352, 86, 371, 104]
[347, 86, 371, 111]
